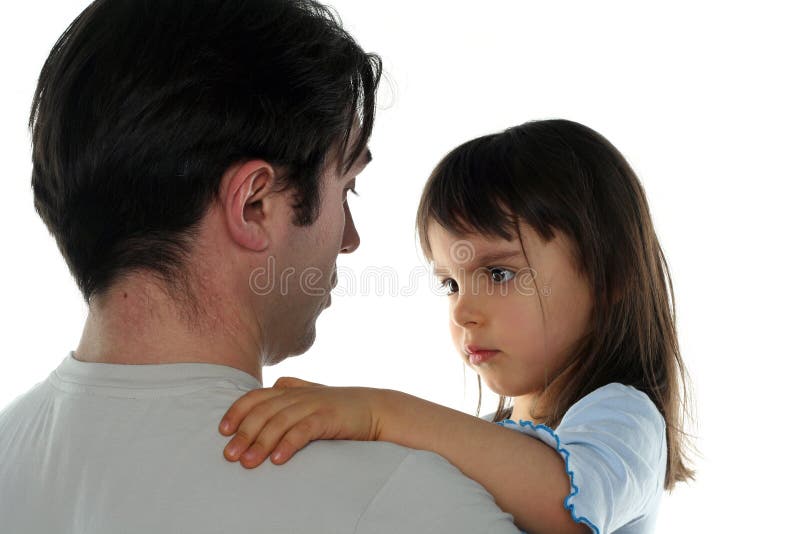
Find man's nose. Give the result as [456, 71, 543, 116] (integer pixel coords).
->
[340, 201, 360, 254]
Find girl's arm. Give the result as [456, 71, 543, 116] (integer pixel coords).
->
[219, 379, 589, 534]
[376, 389, 590, 534]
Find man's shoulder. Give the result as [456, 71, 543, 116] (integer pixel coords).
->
[346, 443, 519, 533]
[273, 438, 419, 481]
[0, 377, 520, 533]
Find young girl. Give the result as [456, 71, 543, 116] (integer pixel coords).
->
[217, 119, 695, 534]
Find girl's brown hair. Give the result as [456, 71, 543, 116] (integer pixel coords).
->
[416, 119, 696, 490]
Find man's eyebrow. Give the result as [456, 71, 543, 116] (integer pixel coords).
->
[341, 148, 372, 181]
[359, 148, 372, 170]
[433, 250, 523, 275]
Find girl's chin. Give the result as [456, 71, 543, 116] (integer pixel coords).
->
[477, 374, 512, 397]
[479, 374, 539, 399]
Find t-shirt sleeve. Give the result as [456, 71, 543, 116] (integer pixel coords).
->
[353, 449, 521, 534]
[495, 383, 666, 534]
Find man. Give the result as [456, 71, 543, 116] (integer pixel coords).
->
[0, 0, 519, 532]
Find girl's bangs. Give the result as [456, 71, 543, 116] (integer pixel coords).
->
[417, 135, 520, 258]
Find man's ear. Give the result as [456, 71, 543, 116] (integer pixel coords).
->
[220, 159, 286, 252]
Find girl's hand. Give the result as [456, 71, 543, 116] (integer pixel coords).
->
[218, 377, 386, 468]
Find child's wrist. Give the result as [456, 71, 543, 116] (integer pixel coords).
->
[371, 388, 406, 442]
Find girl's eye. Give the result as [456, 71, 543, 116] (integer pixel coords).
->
[439, 278, 459, 296]
[488, 267, 515, 283]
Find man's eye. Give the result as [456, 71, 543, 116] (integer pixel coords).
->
[487, 267, 515, 283]
[439, 278, 459, 295]
[343, 186, 359, 203]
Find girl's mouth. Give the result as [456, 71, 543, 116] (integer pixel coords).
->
[465, 346, 500, 365]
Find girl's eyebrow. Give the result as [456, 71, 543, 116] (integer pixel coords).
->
[434, 250, 523, 276]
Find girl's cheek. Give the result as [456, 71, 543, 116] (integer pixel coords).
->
[448, 317, 461, 347]
[502, 296, 543, 344]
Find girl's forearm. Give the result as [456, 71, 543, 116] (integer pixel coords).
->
[375, 389, 588, 534]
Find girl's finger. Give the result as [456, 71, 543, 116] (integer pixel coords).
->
[219, 387, 286, 435]
[238, 403, 320, 468]
[270, 413, 328, 465]
[272, 376, 325, 389]
[223, 392, 302, 461]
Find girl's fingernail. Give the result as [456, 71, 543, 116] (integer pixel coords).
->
[225, 443, 241, 457]
[242, 449, 257, 462]
[271, 451, 283, 463]
[220, 421, 231, 433]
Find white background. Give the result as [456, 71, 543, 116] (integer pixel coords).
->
[1, 1, 798, 531]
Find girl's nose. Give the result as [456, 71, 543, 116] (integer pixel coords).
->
[451, 291, 483, 328]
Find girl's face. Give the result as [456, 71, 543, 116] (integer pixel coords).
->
[428, 221, 594, 408]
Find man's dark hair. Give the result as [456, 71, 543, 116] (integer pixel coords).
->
[30, 0, 382, 304]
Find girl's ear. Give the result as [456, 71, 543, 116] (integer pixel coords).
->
[220, 159, 286, 252]
[612, 291, 622, 305]
[610, 285, 624, 306]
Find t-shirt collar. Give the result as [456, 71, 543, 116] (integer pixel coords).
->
[50, 351, 263, 395]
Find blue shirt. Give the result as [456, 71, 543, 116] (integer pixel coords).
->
[488, 383, 667, 534]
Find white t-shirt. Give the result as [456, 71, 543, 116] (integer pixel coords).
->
[0, 352, 519, 534]
[487, 383, 668, 534]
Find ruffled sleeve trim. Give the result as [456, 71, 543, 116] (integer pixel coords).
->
[495, 419, 601, 534]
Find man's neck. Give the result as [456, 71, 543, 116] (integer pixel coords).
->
[74, 275, 264, 384]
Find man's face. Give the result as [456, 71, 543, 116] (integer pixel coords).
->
[260, 148, 371, 364]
